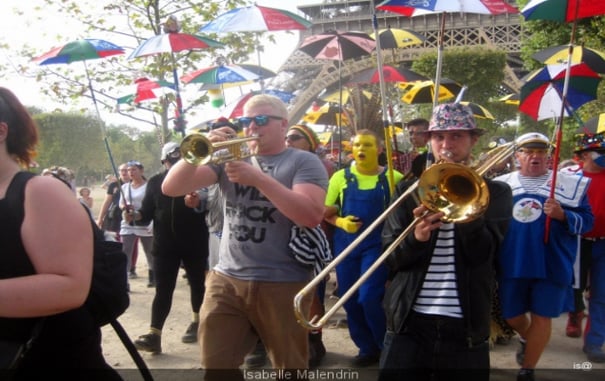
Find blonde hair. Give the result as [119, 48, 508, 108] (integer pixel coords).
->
[243, 94, 288, 119]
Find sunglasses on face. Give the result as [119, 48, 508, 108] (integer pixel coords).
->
[285, 134, 305, 142]
[238, 115, 283, 128]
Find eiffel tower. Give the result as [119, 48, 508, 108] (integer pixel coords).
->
[265, 0, 524, 124]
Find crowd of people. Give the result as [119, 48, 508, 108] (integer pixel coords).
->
[2, 87, 605, 381]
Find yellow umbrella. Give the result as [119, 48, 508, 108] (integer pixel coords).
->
[400, 79, 462, 104]
[302, 104, 349, 126]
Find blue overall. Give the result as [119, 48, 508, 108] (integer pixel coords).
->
[334, 167, 390, 357]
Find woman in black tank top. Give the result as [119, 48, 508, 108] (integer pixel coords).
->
[0, 87, 120, 379]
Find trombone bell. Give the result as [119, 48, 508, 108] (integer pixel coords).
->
[180, 132, 257, 165]
[418, 162, 489, 223]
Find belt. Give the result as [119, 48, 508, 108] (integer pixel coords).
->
[582, 237, 605, 241]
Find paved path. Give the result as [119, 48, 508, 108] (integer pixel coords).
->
[102, 266, 604, 380]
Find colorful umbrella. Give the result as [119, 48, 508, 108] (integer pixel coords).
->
[370, 27, 425, 49]
[521, 0, 605, 241]
[400, 79, 463, 104]
[521, 0, 605, 21]
[532, 44, 605, 73]
[459, 101, 495, 119]
[128, 33, 224, 58]
[129, 26, 225, 135]
[576, 113, 605, 134]
[347, 65, 428, 85]
[299, 30, 376, 61]
[199, 4, 312, 33]
[299, 30, 375, 167]
[377, 0, 517, 13]
[33, 39, 125, 181]
[181, 64, 276, 85]
[199, 4, 312, 85]
[302, 104, 350, 127]
[117, 77, 175, 105]
[519, 63, 600, 121]
[221, 89, 295, 119]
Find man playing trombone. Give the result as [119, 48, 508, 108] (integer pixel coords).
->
[379, 103, 513, 381]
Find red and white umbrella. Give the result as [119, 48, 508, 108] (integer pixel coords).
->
[199, 5, 312, 33]
[129, 30, 224, 134]
[128, 33, 223, 58]
[117, 77, 175, 105]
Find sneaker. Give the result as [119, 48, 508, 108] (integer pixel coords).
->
[583, 345, 605, 363]
[134, 333, 161, 354]
[244, 340, 267, 369]
[566, 311, 585, 338]
[129, 270, 138, 279]
[308, 333, 326, 368]
[352, 353, 380, 367]
[517, 368, 535, 381]
[516, 338, 526, 366]
[182, 322, 198, 343]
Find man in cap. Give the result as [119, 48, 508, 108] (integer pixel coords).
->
[129, 141, 209, 354]
[562, 133, 605, 362]
[495, 132, 593, 380]
[379, 103, 513, 381]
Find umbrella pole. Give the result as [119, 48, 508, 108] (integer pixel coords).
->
[372, 1, 395, 195]
[171, 52, 186, 137]
[544, 7, 580, 243]
[433, 12, 446, 108]
[255, 35, 265, 92]
[82, 60, 123, 198]
[338, 60, 343, 169]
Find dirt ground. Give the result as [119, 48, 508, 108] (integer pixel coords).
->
[87, 187, 604, 380]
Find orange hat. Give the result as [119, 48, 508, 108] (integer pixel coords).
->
[289, 124, 320, 152]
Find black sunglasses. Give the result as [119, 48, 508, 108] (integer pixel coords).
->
[286, 134, 305, 142]
[238, 115, 283, 128]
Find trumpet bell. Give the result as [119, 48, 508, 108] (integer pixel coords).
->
[180, 132, 257, 165]
[418, 162, 489, 223]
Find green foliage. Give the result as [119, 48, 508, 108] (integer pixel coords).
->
[33, 111, 162, 183]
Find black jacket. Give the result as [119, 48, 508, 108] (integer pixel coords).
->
[139, 170, 208, 257]
[381, 177, 512, 344]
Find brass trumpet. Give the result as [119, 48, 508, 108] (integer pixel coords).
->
[293, 142, 516, 330]
[180, 132, 257, 165]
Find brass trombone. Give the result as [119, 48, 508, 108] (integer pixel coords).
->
[293, 142, 516, 330]
[180, 132, 258, 165]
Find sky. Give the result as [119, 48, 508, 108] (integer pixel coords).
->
[0, 0, 322, 131]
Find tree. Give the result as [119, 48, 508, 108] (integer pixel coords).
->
[33, 111, 162, 183]
[12, 0, 256, 146]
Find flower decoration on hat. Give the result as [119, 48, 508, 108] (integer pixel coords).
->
[428, 103, 482, 134]
[574, 133, 605, 153]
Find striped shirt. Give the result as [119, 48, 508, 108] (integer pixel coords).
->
[412, 223, 463, 318]
[518, 173, 550, 194]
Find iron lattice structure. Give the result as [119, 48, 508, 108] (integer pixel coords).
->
[263, 0, 524, 125]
